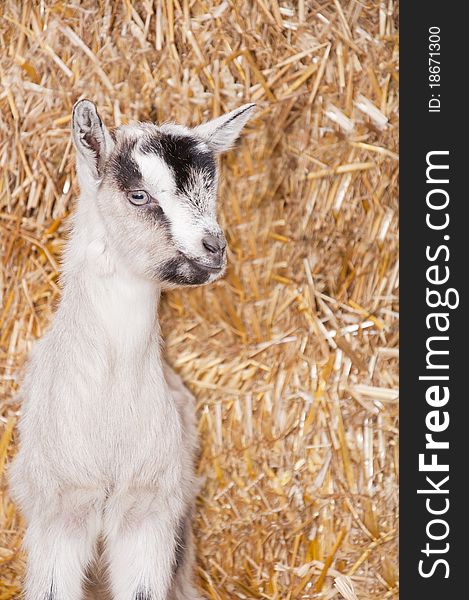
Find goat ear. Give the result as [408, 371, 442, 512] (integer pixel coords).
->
[72, 100, 114, 179]
[193, 103, 256, 153]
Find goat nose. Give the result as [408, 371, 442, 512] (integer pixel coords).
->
[202, 234, 226, 254]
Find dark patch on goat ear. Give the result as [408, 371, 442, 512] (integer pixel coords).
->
[141, 133, 216, 193]
[72, 100, 108, 176]
[217, 103, 254, 129]
[83, 130, 102, 159]
[109, 138, 142, 191]
[193, 103, 255, 153]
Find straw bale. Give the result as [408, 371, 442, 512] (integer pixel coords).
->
[0, 1, 398, 598]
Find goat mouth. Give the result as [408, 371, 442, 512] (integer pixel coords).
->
[185, 256, 224, 273]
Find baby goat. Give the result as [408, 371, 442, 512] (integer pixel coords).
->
[9, 99, 255, 600]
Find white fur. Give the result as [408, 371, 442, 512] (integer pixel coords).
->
[9, 100, 255, 600]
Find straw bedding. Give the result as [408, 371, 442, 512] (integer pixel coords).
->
[0, 1, 398, 598]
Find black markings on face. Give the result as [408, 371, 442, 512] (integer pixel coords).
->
[158, 256, 211, 286]
[143, 203, 171, 230]
[109, 138, 142, 191]
[134, 591, 151, 600]
[141, 133, 216, 194]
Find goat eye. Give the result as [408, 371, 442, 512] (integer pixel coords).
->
[127, 190, 150, 206]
